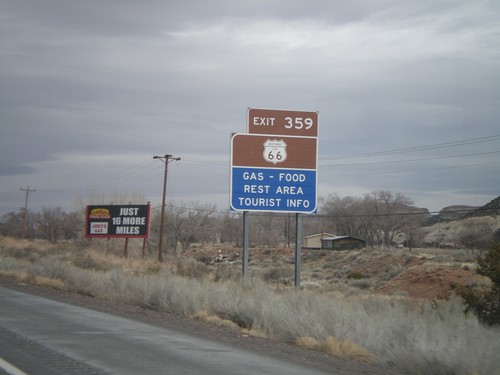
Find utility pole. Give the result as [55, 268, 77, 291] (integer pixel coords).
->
[153, 154, 180, 262]
[19, 186, 36, 239]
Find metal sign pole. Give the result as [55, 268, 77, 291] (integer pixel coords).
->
[294, 213, 301, 289]
[242, 211, 249, 288]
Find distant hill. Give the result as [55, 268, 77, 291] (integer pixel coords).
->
[463, 196, 500, 219]
[438, 205, 478, 221]
[427, 197, 500, 224]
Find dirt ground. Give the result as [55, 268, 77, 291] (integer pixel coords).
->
[183, 244, 491, 300]
[375, 263, 488, 299]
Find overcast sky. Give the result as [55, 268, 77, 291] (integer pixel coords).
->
[1, 0, 499, 216]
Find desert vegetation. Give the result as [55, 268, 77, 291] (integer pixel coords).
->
[3, 191, 499, 251]
[459, 243, 500, 326]
[1, 192, 499, 373]
[1, 236, 500, 375]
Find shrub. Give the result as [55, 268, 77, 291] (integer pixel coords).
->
[380, 265, 404, 281]
[176, 258, 211, 280]
[262, 266, 294, 282]
[460, 243, 500, 326]
[214, 263, 240, 282]
[348, 278, 373, 290]
[347, 271, 365, 280]
[2, 245, 37, 259]
[477, 243, 500, 285]
[72, 255, 110, 271]
[195, 254, 213, 264]
[27, 256, 68, 281]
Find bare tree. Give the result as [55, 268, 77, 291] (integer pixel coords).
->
[321, 194, 378, 245]
[37, 206, 66, 243]
[167, 202, 217, 253]
[320, 191, 428, 247]
[0, 210, 23, 237]
[218, 213, 242, 246]
[460, 220, 495, 249]
[322, 194, 363, 236]
[251, 213, 282, 247]
[363, 190, 427, 247]
[62, 211, 83, 240]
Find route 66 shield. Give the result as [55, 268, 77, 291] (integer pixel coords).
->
[263, 139, 287, 165]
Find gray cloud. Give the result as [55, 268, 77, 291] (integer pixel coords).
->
[1, 0, 499, 214]
[0, 165, 38, 176]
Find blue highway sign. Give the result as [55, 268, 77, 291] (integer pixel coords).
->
[230, 167, 317, 213]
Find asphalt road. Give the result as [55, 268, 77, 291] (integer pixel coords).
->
[0, 287, 334, 375]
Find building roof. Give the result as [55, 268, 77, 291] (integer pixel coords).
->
[322, 236, 365, 242]
[304, 233, 335, 239]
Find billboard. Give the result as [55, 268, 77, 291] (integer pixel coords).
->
[85, 204, 151, 238]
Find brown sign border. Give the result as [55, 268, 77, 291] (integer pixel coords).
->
[231, 133, 317, 169]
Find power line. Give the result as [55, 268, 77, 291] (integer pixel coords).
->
[315, 206, 496, 219]
[321, 134, 500, 161]
[71, 159, 156, 191]
[25, 158, 162, 195]
[2, 134, 498, 217]
[23, 134, 500, 195]
[320, 150, 500, 167]
[322, 160, 500, 178]
[149, 201, 491, 219]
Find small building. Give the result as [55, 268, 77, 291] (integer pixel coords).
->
[303, 233, 335, 249]
[321, 236, 366, 250]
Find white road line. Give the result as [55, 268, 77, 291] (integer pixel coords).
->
[0, 357, 28, 375]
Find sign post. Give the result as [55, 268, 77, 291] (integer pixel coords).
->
[231, 108, 319, 288]
[242, 211, 249, 288]
[294, 213, 302, 288]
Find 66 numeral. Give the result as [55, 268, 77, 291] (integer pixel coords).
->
[284, 117, 314, 130]
[267, 151, 283, 161]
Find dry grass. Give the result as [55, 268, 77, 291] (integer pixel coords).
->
[240, 326, 268, 338]
[192, 310, 240, 330]
[1, 237, 500, 375]
[295, 336, 321, 350]
[32, 276, 65, 289]
[0, 269, 29, 282]
[0, 237, 52, 251]
[321, 336, 376, 363]
[71, 249, 163, 275]
[296, 335, 376, 363]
